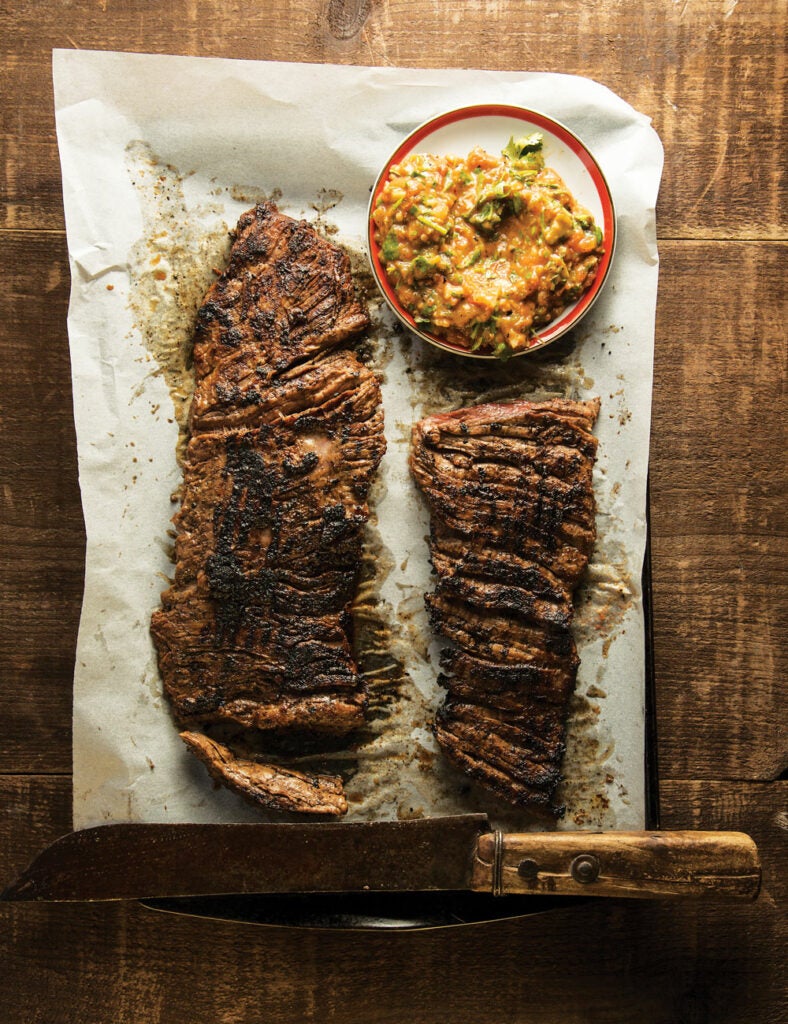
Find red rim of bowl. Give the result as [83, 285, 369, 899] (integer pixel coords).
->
[367, 103, 616, 358]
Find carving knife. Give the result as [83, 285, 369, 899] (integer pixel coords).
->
[2, 816, 760, 903]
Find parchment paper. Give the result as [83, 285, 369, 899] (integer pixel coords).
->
[52, 50, 663, 831]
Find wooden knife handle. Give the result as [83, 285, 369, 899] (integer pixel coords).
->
[471, 830, 761, 900]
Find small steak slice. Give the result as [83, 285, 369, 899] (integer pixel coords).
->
[180, 732, 348, 816]
[411, 397, 599, 811]
[151, 203, 385, 815]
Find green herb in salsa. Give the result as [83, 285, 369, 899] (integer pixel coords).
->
[372, 135, 605, 356]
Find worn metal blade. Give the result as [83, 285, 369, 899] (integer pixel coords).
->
[1, 815, 491, 902]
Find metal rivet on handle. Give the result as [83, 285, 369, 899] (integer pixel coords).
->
[570, 854, 601, 884]
[517, 858, 539, 879]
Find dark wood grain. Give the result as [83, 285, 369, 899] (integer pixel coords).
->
[1, 0, 785, 1021]
[2, 776, 785, 1024]
[650, 240, 786, 782]
[0, 1, 784, 237]
[0, 229, 81, 773]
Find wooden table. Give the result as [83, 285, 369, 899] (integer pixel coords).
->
[2, 2, 785, 1021]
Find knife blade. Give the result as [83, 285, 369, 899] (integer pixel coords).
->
[1, 818, 760, 903]
[1, 816, 489, 902]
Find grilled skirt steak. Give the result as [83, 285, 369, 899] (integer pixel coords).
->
[151, 203, 385, 816]
[410, 397, 600, 811]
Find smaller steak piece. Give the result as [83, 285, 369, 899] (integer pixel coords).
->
[411, 397, 600, 811]
[181, 732, 348, 816]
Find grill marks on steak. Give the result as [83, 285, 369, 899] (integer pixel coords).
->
[191, 204, 369, 386]
[150, 203, 385, 815]
[411, 397, 600, 811]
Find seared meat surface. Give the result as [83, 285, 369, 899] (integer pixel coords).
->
[151, 203, 385, 815]
[411, 397, 599, 811]
[180, 731, 349, 816]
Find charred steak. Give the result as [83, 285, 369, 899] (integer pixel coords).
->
[151, 203, 385, 816]
[410, 397, 600, 811]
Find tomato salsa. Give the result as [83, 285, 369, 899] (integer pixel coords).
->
[371, 135, 605, 356]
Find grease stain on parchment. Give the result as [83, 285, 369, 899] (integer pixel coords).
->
[345, 491, 434, 818]
[125, 147, 303, 464]
[125, 141, 233, 463]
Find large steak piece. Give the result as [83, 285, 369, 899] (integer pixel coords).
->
[151, 203, 385, 815]
[410, 397, 600, 811]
